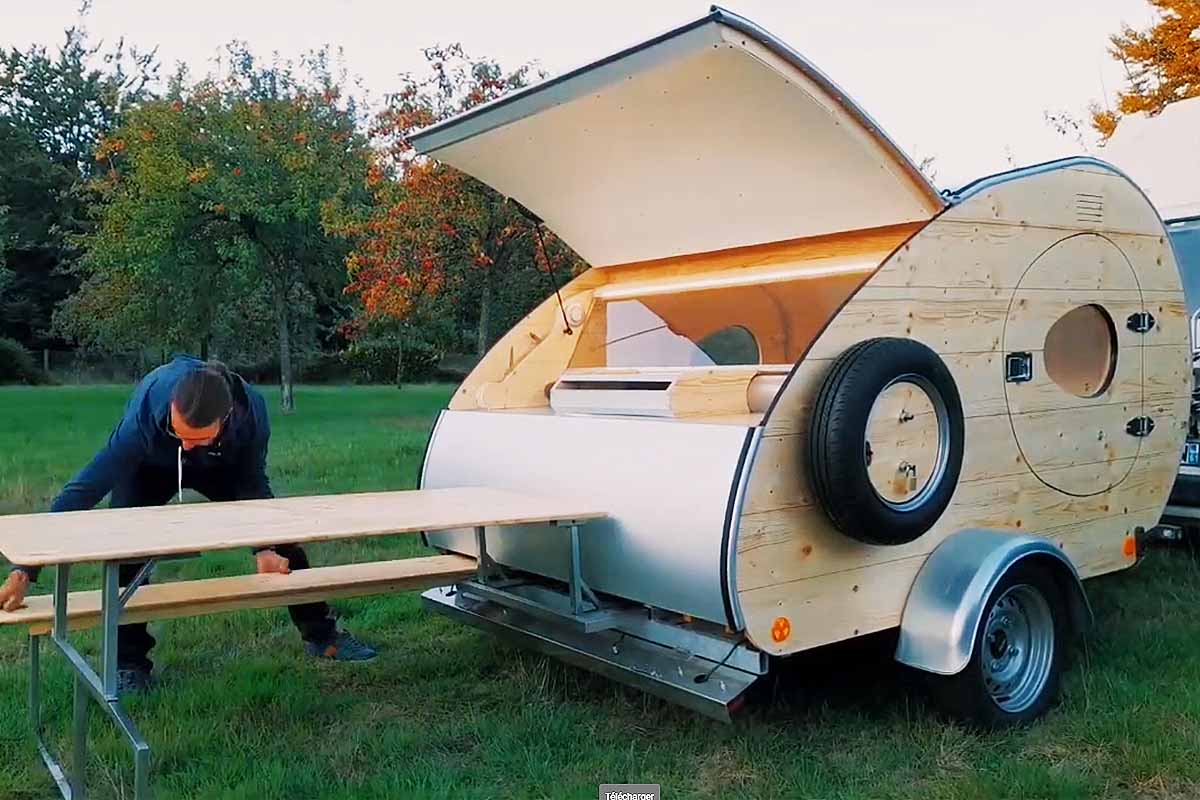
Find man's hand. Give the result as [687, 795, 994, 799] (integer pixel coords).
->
[0, 570, 30, 612]
[255, 550, 291, 575]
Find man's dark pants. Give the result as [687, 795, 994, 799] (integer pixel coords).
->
[114, 466, 337, 671]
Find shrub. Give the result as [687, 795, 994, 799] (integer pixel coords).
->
[300, 352, 354, 383]
[343, 340, 442, 384]
[0, 338, 51, 385]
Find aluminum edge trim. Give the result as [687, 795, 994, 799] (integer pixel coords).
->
[417, 408, 448, 549]
[722, 426, 762, 630]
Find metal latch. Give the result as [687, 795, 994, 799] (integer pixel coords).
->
[1127, 311, 1156, 333]
[1005, 352, 1033, 383]
[1126, 416, 1156, 437]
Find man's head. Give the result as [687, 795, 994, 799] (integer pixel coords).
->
[170, 363, 233, 450]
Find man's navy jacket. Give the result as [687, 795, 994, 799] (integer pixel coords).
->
[51, 354, 274, 514]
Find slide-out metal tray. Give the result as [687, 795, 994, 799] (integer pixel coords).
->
[422, 584, 765, 722]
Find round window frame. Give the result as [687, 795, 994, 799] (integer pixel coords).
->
[1042, 303, 1118, 399]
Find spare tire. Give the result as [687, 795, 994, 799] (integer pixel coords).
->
[808, 337, 964, 546]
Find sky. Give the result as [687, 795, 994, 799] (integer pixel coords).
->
[4, 0, 1160, 188]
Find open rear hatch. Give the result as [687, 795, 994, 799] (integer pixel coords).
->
[411, 5, 945, 268]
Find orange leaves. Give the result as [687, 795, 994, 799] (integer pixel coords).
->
[366, 162, 387, 188]
[94, 137, 126, 161]
[140, 128, 156, 143]
[186, 166, 210, 184]
[171, 100, 184, 112]
[1096, 0, 1200, 135]
[232, 167, 243, 177]
[1091, 108, 1119, 140]
[340, 45, 544, 326]
[292, 131, 308, 146]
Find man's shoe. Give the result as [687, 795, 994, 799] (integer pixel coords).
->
[116, 667, 154, 697]
[304, 631, 378, 662]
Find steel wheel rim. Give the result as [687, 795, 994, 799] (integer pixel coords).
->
[981, 584, 1055, 714]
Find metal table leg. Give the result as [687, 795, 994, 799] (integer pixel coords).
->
[33, 559, 154, 799]
[561, 521, 602, 615]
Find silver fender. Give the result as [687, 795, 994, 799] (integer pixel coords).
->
[895, 529, 1093, 675]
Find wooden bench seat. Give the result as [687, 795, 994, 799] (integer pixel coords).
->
[0, 554, 476, 636]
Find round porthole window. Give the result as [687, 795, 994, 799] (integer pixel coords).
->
[1043, 304, 1117, 398]
[698, 325, 760, 365]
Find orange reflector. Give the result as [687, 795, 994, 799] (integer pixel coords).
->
[1123, 535, 1137, 559]
[771, 616, 791, 643]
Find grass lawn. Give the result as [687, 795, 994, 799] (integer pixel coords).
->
[2, 385, 1200, 799]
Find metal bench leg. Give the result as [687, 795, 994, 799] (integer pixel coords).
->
[71, 675, 88, 796]
[31, 633, 75, 799]
[37, 560, 154, 800]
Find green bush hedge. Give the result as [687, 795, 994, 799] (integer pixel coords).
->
[342, 340, 441, 384]
[229, 343, 442, 386]
[0, 338, 51, 385]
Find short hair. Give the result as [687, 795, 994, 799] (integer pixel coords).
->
[172, 361, 233, 428]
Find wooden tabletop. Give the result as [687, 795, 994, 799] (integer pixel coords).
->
[0, 487, 608, 567]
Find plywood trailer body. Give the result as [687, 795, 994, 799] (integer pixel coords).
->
[415, 6, 1190, 725]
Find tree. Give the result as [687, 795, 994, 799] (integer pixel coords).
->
[61, 46, 372, 411]
[0, 205, 11, 294]
[1091, 0, 1200, 136]
[0, 13, 156, 349]
[336, 45, 584, 366]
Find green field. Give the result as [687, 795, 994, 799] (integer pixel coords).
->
[3, 385, 1200, 799]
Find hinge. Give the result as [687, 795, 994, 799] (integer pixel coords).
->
[1127, 311, 1156, 333]
[1126, 416, 1155, 437]
[1005, 352, 1033, 383]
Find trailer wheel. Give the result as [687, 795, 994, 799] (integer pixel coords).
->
[927, 562, 1066, 728]
[808, 337, 963, 546]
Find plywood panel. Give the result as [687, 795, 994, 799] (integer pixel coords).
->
[1005, 294, 1186, 351]
[669, 370, 753, 416]
[0, 487, 608, 566]
[807, 287, 1014, 358]
[744, 421, 1028, 516]
[451, 269, 605, 411]
[763, 345, 1189, 434]
[942, 167, 1164, 236]
[737, 458, 1176, 592]
[749, 395, 1187, 515]
[740, 552, 923, 654]
[740, 508, 1157, 655]
[873, 222, 1180, 293]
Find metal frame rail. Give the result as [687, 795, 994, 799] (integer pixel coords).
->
[30, 558, 159, 799]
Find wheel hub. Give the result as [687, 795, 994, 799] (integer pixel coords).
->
[980, 584, 1055, 714]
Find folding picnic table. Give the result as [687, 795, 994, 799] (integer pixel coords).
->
[0, 486, 605, 799]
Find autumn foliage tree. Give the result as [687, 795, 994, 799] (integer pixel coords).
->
[0, 15, 156, 351]
[61, 46, 372, 410]
[336, 45, 584, 367]
[1092, 0, 1200, 137]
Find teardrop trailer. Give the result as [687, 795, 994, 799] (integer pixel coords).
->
[415, 6, 1192, 727]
